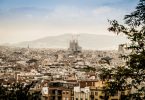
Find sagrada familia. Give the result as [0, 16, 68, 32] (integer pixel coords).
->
[68, 35, 82, 54]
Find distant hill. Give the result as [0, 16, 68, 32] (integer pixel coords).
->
[12, 33, 128, 50]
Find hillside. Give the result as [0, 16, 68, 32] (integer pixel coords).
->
[12, 34, 128, 50]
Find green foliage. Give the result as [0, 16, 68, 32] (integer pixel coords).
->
[100, 0, 145, 99]
[101, 56, 113, 65]
[80, 66, 96, 72]
[0, 82, 41, 100]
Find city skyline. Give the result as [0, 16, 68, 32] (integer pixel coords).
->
[0, 0, 138, 43]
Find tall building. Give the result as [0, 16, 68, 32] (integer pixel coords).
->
[68, 35, 82, 54]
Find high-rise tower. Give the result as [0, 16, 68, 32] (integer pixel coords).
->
[68, 35, 82, 54]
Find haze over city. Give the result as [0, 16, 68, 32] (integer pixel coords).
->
[1, 0, 145, 100]
[0, 0, 138, 44]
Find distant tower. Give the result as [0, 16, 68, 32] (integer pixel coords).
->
[27, 44, 29, 49]
[68, 34, 82, 54]
[27, 44, 30, 54]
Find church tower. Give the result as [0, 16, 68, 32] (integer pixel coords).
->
[68, 34, 82, 54]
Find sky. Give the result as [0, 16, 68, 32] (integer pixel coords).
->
[0, 0, 139, 44]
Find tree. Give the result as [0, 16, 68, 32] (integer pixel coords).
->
[100, 0, 145, 99]
[0, 81, 41, 100]
[100, 56, 113, 65]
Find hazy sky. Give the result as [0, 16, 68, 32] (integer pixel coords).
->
[0, 0, 139, 43]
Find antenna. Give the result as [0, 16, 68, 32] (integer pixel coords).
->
[27, 44, 29, 49]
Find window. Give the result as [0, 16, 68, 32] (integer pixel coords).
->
[71, 91, 74, 95]
[111, 92, 118, 96]
[91, 92, 94, 95]
[95, 92, 98, 95]
[121, 91, 125, 95]
[114, 92, 118, 96]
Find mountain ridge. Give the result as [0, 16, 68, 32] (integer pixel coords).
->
[10, 33, 128, 50]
